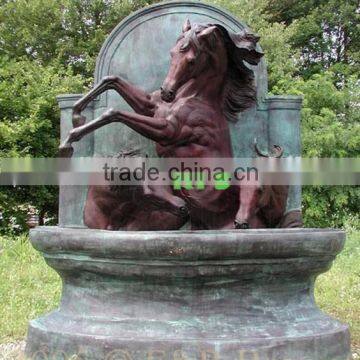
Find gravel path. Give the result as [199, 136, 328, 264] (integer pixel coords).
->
[0, 341, 25, 359]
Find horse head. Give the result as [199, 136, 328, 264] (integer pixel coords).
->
[161, 20, 225, 102]
[161, 19, 264, 111]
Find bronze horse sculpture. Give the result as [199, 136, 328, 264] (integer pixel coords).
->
[60, 20, 296, 230]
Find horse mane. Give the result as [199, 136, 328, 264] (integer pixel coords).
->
[222, 57, 257, 122]
[214, 24, 264, 122]
[184, 23, 264, 122]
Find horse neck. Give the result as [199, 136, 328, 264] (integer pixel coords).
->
[178, 55, 227, 104]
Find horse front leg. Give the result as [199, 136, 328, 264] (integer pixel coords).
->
[59, 109, 176, 157]
[235, 184, 260, 229]
[72, 76, 156, 127]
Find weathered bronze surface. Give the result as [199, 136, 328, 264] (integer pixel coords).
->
[26, 227, 350, 360]
[25, 2, 350, 359]
[59, 19, 298, 231]
[56, 2, 302, 229]
[84, 150, 189, 230]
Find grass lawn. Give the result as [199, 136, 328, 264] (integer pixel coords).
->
[0, 230, 359, 357]
[0, 234, 61, 344]
[315, 229, 360, 353]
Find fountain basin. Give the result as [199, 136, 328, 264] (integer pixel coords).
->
[26, 227, 350, 359]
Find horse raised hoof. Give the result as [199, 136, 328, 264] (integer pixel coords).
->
[58, 144, 74, 158]
[234, 219, 250, 229]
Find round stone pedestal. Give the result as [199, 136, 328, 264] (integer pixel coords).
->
[26, 227, 350, 360]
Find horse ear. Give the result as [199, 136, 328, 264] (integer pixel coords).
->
[197, 26, 219, 49]
[182, 19, 191, 33]
[198, 26, 217, 39]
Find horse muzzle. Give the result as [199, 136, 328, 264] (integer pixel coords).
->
[160, 87, 176, 102]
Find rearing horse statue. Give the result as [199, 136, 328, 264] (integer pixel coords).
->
[60, 20, 287, 230]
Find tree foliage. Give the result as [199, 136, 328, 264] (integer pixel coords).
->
[0, 57, 84, 231]
[275, 72, 360, 227]
[0, 0, 358, 231]
[265, 0, 360, 78]
[0, 0, 157, 231]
